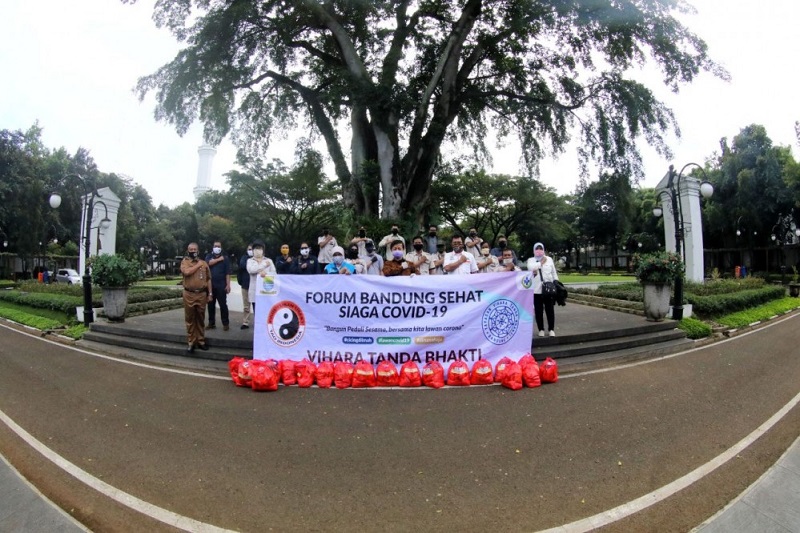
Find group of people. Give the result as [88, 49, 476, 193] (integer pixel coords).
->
[179, 228, 559, 353]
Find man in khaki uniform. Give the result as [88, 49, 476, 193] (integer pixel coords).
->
[181, 242, 212, 353]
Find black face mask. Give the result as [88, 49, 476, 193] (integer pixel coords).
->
[359, 230, 366, 238]
[188, 251, 198, 259]
[413, 243, 423, 251]
[469, 232, 477, 238]
[347, 248, 359, 260]
[429, 231, 436, 237]
[391, 228, 398, 235]
[323, 229, 329, 236]
[499, 241, 507, 248]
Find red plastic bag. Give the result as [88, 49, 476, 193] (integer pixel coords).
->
[352, 361, 377, 388]
[519, 353, 536, 367]
[228, 357, 249, 387]
[376, 361, 400, 387]
[316, 362, 334, 389]
[470, 360, 494, 385]
[334, 362, 354, 389]
[520, 358, 541, 388]
[422, 361, 445, 389]
[280, 360, 297, 386]
[540, 357, 559, 383]
[398, 361, 422, 387]
[250, 360, 279, 391]
[235, 359, 256, 388]
[502, 362, 523, 390]
[446, 361, 471, 386]
[295, 360, 316, 388]
[494, 357, 513, 383]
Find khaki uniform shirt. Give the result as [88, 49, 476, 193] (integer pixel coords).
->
[181, 258, 211, 291]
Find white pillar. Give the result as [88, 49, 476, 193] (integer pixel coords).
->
[78, 187, 120, 275]
[656, 173, 706, 283]
[193, 144, 217, 200]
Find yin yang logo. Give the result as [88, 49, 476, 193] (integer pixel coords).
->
[266, 301, 306, 347]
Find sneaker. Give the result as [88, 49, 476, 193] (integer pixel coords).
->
[538, 330, 545, 337]
[240, 324, 249, 330]
[223, 324, 230, 331]
[187, 345, 195, 354]
[549, 330, 556, 337]
[207, 324, 216, 330]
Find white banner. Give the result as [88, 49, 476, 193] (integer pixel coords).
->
[253, 272, 534, 368]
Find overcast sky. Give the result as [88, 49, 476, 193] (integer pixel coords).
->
[2, 1, 799, 208]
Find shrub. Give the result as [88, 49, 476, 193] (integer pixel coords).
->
[0, 307, 63, 330]
[678, 317, 712, 339]
[90, 254, 142, 288]
[689, 286, 786, 317]
[633, 251, 684, 284]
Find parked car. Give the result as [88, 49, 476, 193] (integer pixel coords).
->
[56, 268, 81, 284]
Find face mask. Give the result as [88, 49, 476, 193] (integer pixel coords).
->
[429, 231, 436, 236]
[499, 241, 507, 249]
[392, 250, 404, 259]
[281, 247, 289, 255]
[503, 258, 513, 265]
[300, 247, 310, 257]
[534, 249, 544, 258]
[332, 255, 344, 266]
[188, 251, 198, 259]
[212, 247, 221, 255]
[413, 243, 423, 251]
[246, 249, 253, 257]
[481, 248, 490, 256]
[348, 248, 359, 259]
[323, 230, 329, 236]
[359, 230, 366, 238]
[391, 228, 398, 235]
[366, 248, 375, 256]
[469, 232, 477, 238]
[452, 245, 463, 253]
[253, 249, 263, 259]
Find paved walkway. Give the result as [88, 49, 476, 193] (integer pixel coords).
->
[2, 286, 799, 531]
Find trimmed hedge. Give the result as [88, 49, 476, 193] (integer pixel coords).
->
[0, 287, 182, 316]
[687, 286, 786, 317]
[0, 307, 63, 330]
[0, 290, 82, 315]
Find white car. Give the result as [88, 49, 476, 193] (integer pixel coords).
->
[56, 268, 81, 284]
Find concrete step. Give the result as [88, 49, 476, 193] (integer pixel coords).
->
[81, 330, 250, 361]
[553, 337, 695, 374]
[532, 319, 676, 348]
[88, 321, 252, 350]
[532, 328, 687, 359]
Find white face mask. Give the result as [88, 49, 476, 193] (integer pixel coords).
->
[253, 249, 263, 259]
[503, 258, 513, 265]
[481, 249, 490, 256]
[212, 247, 221, 255]
[246, 249, 253, 257]
[300, 247, 310, 257]
[332, 255, 344, 266]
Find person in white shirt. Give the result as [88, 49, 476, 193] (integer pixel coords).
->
[361, 241, 384, 275]
[246, 240, 277, 313]
[476, 242, 499, 273]
[378, 225, 405, 260]
[350, 226, 374, 257]
[443, 235, 478, 274]
[464, 227, 484, 259]
[526, 242, 559, 337]
[406, 236, 433, 275]
[498, 248, 520, 272]
[317, 228, 338, 271]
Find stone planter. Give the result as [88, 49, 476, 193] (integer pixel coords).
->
[642, 282, 671, 322]
[789, 283, 800, 298]
[101, 287, 129, 322]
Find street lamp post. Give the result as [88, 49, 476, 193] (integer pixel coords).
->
[49, 174, 106, 327]
[653, 163, 714, 320]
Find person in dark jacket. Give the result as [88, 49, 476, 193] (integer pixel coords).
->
[290, 241, 320, 274]
[205, 240, 231, 331]
[238, 243, 252, 329]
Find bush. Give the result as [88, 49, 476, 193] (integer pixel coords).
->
[0, 290, 82, 315]
[90, 254, 142, 288]
[716, 297, 800, 329]
[0, 280, 16, 289]
[689, 285, 786, 317]
[684, 277, 764, 296]
[678, 317, 712, 339]
[0, 307, 63, 330]
[633, 251, 684, 284]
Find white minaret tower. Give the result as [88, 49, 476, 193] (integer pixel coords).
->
[193, 144, 217, 200]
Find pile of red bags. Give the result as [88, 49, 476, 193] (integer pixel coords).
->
[228, 355, 559, 391]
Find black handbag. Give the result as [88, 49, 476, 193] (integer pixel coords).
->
[542, 281, 557, 298]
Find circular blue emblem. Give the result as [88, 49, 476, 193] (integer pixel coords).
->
[481, 299, 520, 345]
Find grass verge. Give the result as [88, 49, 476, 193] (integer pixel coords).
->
[714, 297, 800, 329]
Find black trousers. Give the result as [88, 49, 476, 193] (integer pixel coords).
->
[207, 282, 229, 326]
[534, 293, 555, 332]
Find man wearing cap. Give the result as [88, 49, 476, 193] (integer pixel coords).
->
[181, 242, 212, 353]
[325, 246, 356, 274]
[527, 242, 559, 337]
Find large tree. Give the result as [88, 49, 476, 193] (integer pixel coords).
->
[130, 0, 721, 220]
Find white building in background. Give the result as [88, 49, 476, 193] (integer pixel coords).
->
[193, 144, 217, 199]
[78, 187, 121, 275]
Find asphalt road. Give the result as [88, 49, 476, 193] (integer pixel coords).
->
[1, 314, 800, 532]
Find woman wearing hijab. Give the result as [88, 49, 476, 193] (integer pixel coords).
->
[527, 242, 559, 337]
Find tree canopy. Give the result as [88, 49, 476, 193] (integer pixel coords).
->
[129, 0, 723, 221]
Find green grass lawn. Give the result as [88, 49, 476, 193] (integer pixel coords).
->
[714, 297, 800, 328]
[136, 278, 183, 287]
